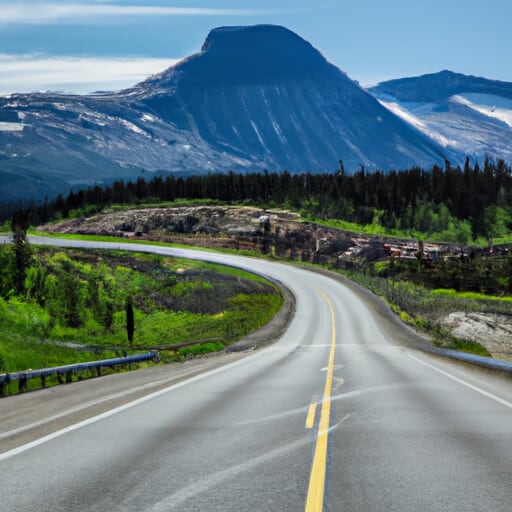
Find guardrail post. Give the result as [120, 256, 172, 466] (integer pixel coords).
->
[18, 374, 27, 393]
[1, 374, 10, 396]
[41, 374, 46, 388]
[57, 372, 64, 384]
[65, 371, 73, 383]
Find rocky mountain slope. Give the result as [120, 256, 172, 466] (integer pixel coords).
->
[0, 25, 449, 203]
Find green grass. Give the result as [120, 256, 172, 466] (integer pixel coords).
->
[0, 297, 117, 372]
[198, 261, 272, 284]
[431, 288, 512, 302]
[107, 198, 224, 211]
[300, 216, 409, 238]
[492, 234, 512, 245]
[432, 330, 492, 357]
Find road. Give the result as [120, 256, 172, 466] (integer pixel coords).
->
[1, 237, 512, 511]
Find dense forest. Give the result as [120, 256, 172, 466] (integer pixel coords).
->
[3, 157, 512, 242]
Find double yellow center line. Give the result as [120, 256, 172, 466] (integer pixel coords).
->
[305, 290, 337, 511]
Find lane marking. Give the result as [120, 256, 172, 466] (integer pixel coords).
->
[409, 353, 512, 410]
[320, 364, 344, 372]
[305, 403, 318, 429]
[333, 376, 345, 389]
[305, 290, 337, 512]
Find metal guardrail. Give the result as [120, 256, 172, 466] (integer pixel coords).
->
[421, 345, 512, 375]
[0, 352, 159, 395]
[0, 337, 225, 396]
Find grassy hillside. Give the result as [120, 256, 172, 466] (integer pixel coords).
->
[0, 246, 283, 377]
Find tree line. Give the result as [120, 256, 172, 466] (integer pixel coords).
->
[4, 157, 512, 240]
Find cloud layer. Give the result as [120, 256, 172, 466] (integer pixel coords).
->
[0, 54, 179, 94]
[0, 3, 271, 25]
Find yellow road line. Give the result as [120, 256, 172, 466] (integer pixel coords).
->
[305, 403, 318, 429]
[305, 290, 337, 511]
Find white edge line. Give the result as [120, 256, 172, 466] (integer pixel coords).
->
[0, 351, 262, 462]
[408, 353, 512, 410]
[0, 368, 207, 440]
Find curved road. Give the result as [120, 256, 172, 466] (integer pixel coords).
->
[1, 237, 512, 511]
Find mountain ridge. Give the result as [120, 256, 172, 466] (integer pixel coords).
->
[369, 70, 512, 163]
[1, 24, 502, 203]
[370, 70, 512, 102]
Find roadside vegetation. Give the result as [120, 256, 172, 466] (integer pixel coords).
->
[341, 270, 506, 356]
[0, 240, 283, 382]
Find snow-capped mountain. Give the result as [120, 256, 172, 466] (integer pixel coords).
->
[369, 70, 512, 163]
[1, 25, 450, 202]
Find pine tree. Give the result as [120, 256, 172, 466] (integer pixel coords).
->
[10, 208, 32, 294]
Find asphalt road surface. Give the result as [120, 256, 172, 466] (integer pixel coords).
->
[1, 237, 512, 511]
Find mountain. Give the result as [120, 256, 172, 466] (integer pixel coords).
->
[0, 25, 450, 203]
[136, 26, 449, 172]
[369, 70, 512, 164]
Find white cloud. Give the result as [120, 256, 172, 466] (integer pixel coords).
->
[0, 54, 180, 94]
[0, 3, 271, 25]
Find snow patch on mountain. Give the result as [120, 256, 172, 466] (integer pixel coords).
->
[376, 96, 512, 161]
[377, 98, 457, 148]
[119, 118, 148, 136]
[452, 93, 512, 128]
[0, 121, 24, 132]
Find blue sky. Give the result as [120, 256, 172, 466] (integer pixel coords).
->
[1, 0, 511, 94]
